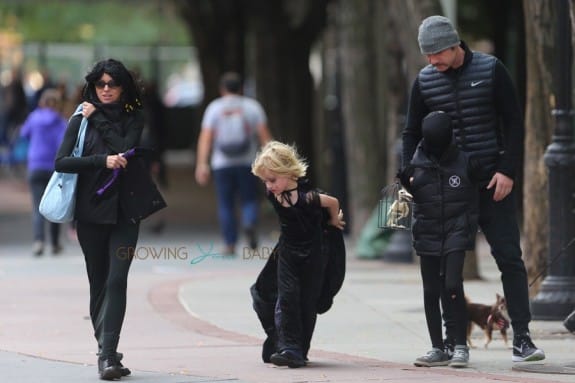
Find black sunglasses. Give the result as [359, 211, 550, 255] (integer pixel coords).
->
[94, 80, 120, 89]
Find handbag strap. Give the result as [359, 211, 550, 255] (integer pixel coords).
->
[71, 104, 88, 158]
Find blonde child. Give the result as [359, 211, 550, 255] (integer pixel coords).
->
[251, 141, 344, 368]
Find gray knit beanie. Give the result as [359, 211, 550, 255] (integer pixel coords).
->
[418, 15, 460, 55]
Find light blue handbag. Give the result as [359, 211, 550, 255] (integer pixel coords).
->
[39, 106, 87, 223]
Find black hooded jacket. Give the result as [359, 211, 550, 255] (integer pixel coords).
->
[403, 139, 479, 256]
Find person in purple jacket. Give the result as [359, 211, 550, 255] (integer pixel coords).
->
[20, 88, 67, 255]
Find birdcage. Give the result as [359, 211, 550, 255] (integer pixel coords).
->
[378, 182, 413, 230]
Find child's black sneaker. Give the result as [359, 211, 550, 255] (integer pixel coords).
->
[512, 333, 545, 362]
[262, 336, 276, 363]
[270, 350, 306, 368]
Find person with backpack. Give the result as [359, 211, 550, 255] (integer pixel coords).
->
[195, 72, 272, 255]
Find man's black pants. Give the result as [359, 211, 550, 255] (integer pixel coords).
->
[444, 187, 530, 339]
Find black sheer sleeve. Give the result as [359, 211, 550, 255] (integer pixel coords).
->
[304, 189, 321, 208]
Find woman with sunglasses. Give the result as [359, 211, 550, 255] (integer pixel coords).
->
[55, 58, 161, 380]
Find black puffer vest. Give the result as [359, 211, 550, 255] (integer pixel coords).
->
[418, 52, 499, 182]
[407, 141, 479, 256]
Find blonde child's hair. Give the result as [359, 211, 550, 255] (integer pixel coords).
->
[252, 140, 308, 179]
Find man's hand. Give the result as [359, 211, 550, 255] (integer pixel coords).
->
[486, 172, 514, 202]
[195, 163, 210, 186]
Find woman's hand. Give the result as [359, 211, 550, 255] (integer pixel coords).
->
[106, 154, 127, 169]
[82, 102, 95, 118]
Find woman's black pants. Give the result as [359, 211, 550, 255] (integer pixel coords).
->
[76, 219, 139, 359]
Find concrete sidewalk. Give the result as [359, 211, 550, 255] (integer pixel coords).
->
[175, 235, 575, 382]
[1, 167, 574, 382]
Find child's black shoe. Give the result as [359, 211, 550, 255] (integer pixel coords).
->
[262, 336, 276, 363]
[270, 350, 306, 368]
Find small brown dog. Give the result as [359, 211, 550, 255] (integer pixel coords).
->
[466, 293, 510, 348]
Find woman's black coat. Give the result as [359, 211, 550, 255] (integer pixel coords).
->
[55, 108, 165, 224]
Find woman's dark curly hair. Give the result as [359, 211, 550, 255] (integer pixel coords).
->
[83, 58, 142, 112]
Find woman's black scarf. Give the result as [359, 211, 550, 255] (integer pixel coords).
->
[93, 101, 124, 122]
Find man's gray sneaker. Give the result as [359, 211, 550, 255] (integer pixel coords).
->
[414, 348, 450, 367]
[449, 345, 469, 368]
[512, 333, 545, 362]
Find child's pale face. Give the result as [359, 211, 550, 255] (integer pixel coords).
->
[260, 169, 295, 195]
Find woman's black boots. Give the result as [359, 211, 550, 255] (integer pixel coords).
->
[97, 352, 130, 380]
[98, 356, 122, 380]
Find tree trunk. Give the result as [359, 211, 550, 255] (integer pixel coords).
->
[175, 0, 330, 176]
[572, 1, 575, 43]
[381, 0, 438, 187]
[317, 3, 350, 221]
[247, 0, 330, 176]
[522, 0, 555, 294]
[250, 26, 314, 160]
[337, 0, 386, 237]
[174, 0, 246, 106]
[335, 0, 439, 238]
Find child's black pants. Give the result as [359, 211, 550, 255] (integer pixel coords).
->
[420, 251, 467, 349]
[275, 244, 326, 357]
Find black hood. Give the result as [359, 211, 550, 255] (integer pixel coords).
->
[422, 111, 452, 159]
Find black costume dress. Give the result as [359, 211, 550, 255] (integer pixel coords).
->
[250, 179, 345, 360]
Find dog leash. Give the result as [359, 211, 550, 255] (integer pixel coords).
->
[528, 236, 575, 288]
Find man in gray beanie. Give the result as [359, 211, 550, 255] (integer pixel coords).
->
[418, 15, 460, 55]
[401, 15, 545, 366]
[414, 15, 464, 73]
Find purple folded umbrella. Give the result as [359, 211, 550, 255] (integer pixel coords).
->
[95, 148, 137, 197]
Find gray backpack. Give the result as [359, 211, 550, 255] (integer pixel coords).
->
[214, 106, 251, 156]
